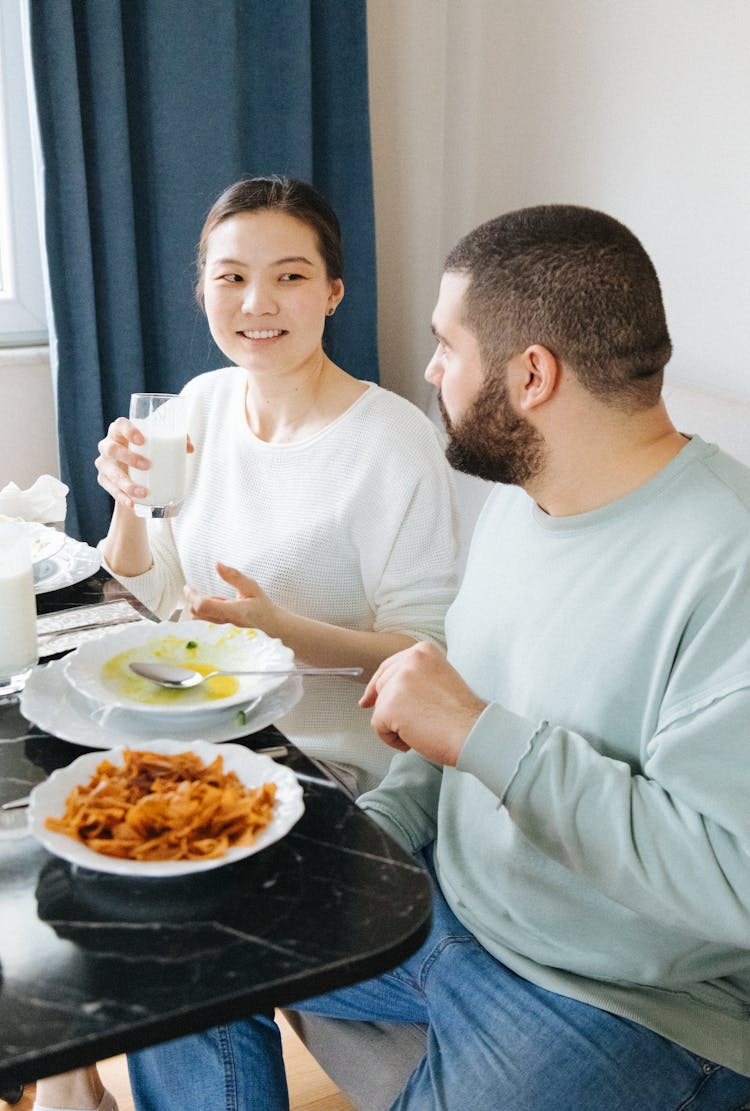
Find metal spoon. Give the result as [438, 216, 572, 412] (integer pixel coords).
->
[128, 662, 363, 689]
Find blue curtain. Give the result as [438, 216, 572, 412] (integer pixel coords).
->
[28, 0, 378, 544]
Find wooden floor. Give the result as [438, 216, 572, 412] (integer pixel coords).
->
[3, 1013, 355, 1111]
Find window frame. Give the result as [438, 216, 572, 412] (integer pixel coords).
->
[0, 0, 47, 347]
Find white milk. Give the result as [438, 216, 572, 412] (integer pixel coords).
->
[129, 425, 187, 507]
[0, 564, 37, 679]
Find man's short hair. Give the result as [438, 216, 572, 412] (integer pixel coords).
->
[445, 205, 672, 409]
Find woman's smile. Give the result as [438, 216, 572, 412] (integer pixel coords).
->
[236, 327, 289, 348]
[239, 328, 287, 340]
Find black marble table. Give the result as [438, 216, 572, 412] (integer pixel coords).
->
[0, 571, 432, 1088]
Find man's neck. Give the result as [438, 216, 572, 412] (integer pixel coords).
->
[527, 399, 689, 517]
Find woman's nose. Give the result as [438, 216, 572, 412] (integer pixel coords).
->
[241, 281, 277, 314]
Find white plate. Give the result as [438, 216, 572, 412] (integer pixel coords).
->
[64, 620, 295, 718]
[20, 655, 303, 748]
[29, 738, 305, 876]
[34, 536, 101, 594]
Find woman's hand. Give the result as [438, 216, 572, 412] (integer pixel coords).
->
[186, 564, 417, 678]
[95, 417, 194, 511]
[184, 562, 283, 634]
[95, 417, 149, 510]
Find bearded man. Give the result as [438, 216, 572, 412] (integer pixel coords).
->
[130, 206, 750, 1111]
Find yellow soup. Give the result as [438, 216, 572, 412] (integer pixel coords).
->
[100, 634, 245, 706]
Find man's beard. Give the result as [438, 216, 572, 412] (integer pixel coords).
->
[438, 368, 545, 486]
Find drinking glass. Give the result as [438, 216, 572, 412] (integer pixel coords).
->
[128, 393, 188, 518]
[0, 522, 38, 694]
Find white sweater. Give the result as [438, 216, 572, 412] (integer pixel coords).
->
[104, 369, 459, 787]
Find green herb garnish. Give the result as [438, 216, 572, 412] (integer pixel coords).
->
[234, 709, 247, 727]
[185, 640, 198, 650]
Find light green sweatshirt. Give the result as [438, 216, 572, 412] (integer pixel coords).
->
[359, 436, 750, 1075]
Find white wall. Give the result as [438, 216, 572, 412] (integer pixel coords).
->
[368, 0, 750, 406]
[366, 0, 449, 415]
[0, 346, 58, 488]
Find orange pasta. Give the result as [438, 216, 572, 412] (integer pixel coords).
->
[45, 748, 276, 861]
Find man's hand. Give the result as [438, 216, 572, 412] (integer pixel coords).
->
[359, 641, 487, 765]
[183, 562, 281, 634]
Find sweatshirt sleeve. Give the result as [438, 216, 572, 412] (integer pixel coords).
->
[458, 679, 750, 947]
[358, 748, 444, 853]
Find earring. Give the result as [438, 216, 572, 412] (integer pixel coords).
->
[327, 306, 335, 317]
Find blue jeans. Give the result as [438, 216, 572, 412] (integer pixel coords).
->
[128, 853, 750, 1111]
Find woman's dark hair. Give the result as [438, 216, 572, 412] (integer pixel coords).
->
[196, 176, 344, 300]
[445, 205, 672, 410]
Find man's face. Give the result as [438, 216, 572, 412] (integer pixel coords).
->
[426, 272, 485, 427]
[426, 271, 545, 486]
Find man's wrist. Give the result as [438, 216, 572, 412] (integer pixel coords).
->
[456, 702, 544, 800]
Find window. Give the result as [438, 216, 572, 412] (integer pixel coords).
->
[0, 0, 47, 346]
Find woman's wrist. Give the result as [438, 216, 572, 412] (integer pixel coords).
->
[102, 504, 153, 577]
[266, 602, 295, 647]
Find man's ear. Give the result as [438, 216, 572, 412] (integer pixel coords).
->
[508, 344, 561, 414]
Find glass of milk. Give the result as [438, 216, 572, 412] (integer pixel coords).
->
[128, 393, 188, 518]
[0, 522, 38, 693]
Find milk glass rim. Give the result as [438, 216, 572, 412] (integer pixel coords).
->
[130, 392, 182, 403]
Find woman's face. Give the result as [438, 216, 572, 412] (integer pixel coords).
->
[202, 210, 343, 375]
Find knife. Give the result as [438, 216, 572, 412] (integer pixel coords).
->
[38, 614, 146, 639]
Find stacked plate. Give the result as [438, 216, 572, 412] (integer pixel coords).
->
[21, 620, 303, 749]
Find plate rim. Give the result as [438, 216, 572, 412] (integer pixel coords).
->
[34, 535, 101, 594]
[28, 738, 305, 876]
[20, 654, 304, 748]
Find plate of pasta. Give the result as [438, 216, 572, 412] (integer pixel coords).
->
[28, 739, 305, 876]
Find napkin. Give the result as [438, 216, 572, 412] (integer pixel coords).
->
[0, 474, 68, 524]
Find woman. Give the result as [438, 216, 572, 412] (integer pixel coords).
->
[35, 178, 457, 1111]
[97, 175, 457, 793]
